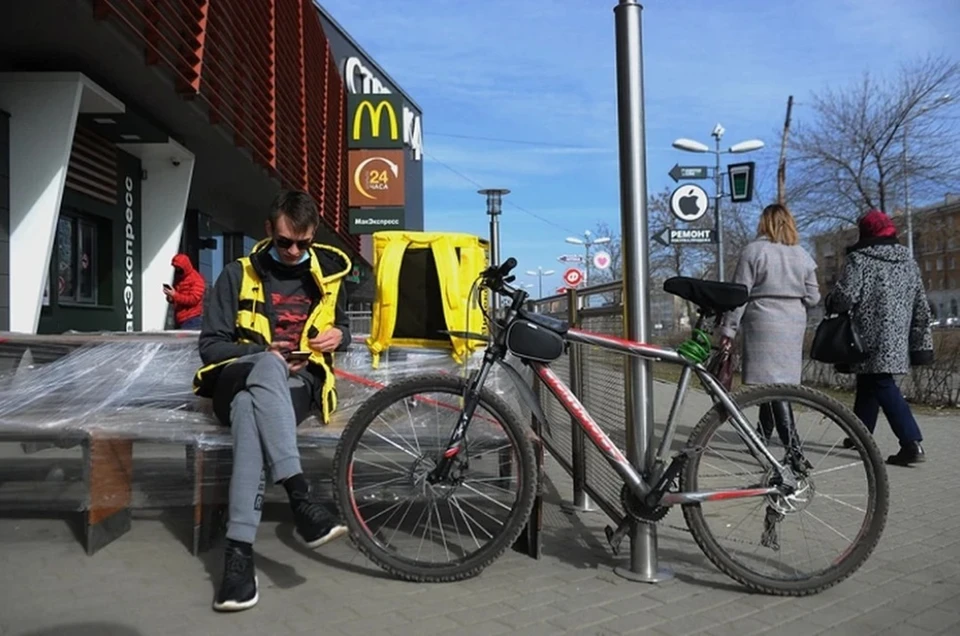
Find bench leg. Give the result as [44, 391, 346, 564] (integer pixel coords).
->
[190, 445, 230, 556]
[83, 435, 133, 555]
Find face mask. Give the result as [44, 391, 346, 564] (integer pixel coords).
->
[268, 245, 310, 265]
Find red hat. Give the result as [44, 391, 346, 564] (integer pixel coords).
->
[859, 209, 897, 239]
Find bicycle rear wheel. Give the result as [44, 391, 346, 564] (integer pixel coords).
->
[679, 383, 889, 596]
[333, 372, 537, 583]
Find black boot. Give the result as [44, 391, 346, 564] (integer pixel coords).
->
[213, 540, 258, 612]
[886, 442, 925, 466]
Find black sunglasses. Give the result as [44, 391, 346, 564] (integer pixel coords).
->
[274, 236, 312, 251]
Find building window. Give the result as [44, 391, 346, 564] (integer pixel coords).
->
[926, 260, 932, 272]
[56, 214, 100, 305]
[952, 299, 958, 317]
[952, 257, 957, 270]
[937, 257, 944, 271]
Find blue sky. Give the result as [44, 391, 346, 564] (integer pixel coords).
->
[322, 0, 960, 295]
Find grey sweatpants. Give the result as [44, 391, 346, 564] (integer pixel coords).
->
[214, 352, 308, 544]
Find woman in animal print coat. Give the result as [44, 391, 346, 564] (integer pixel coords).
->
[826, 209, 934, 466]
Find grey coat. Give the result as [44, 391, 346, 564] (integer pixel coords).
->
[826, 237, 933, 375]
[720, 237, 821, 384]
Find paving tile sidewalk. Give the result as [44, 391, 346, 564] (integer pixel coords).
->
[1, 408, 959, 636]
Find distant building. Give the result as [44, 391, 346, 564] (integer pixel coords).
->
[812, 194, 960, 322]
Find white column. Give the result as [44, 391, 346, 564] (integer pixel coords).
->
[0, 72, 125, 333]
[119, 139, 196, 331]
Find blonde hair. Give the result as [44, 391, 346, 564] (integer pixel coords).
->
[757, 203, 800, 246]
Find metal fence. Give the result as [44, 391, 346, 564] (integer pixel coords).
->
[528, 283, 632, 525]
[346, 311, 372, 338]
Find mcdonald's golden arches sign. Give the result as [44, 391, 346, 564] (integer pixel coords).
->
[347, 94, 404, 150]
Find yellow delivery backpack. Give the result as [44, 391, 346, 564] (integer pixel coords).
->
[366, 231, 490, 368]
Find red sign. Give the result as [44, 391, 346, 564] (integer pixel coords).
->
[563, 268, 584, 287]
[556, 287, 567, 295]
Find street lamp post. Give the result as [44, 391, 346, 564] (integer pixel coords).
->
[565, 230, 611, 286]
[478, 188, 510, 311]
[672, 127, 764, 281]
[526, 266, 555, 299]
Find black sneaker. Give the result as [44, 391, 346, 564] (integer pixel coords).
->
[291, 496, 348, 549]
[213, 542, 259, 612]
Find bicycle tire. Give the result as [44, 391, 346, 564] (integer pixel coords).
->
[678, 383, 889, 596]
[332, 372, 538, 583]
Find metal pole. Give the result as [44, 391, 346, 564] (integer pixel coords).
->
[563, 288, 595, 513]
[479, 189, 510, 312]
[584, 242, 591, 287]
[612, 0, 672, 584]
[714, 138, 724, 281]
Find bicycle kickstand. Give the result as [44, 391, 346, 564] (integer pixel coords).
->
[604, 518, 631, 556]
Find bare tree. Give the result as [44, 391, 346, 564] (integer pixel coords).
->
[788, 55, 960, 232]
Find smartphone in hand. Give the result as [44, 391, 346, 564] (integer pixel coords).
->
[284, 350, 312, 363]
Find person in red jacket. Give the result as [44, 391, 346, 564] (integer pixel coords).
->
[165, 253, 206, 329]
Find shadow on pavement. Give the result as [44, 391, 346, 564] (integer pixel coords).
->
[20, 623, 142, 636]
[274, 521, 394, 581]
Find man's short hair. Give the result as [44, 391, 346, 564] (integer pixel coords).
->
[268, 190, 319, 234]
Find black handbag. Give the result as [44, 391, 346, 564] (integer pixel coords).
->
[810, 312, 868, 365]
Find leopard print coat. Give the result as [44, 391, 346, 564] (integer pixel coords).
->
[825, 237, 934, 375]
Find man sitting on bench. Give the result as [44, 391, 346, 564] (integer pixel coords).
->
[192, 189, 353, 612]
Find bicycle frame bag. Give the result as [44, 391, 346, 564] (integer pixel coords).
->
[506, 319, 565, 363]
[367, 231, 490, 367]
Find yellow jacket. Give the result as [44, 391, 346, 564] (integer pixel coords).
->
[193, 238, 352, 423]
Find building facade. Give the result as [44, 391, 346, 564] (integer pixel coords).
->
[812, 195, 960, 323]
[0, 0, 423, 334]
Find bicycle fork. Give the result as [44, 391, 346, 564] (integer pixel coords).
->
[426, 353, 496, 484]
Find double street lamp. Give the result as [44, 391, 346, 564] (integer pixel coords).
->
[565, 230, 610, 286]
[526, 266, 555, 298]
[672, 124, 764, 281]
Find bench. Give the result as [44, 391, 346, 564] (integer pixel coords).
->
[0, 334, 545, 558]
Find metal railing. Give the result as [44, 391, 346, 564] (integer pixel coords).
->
[346, 311, 372, 337]
[528, 282, 631, 524]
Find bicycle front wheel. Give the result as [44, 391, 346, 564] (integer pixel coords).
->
[333, 372, 537, 583]
[679, 383, 889, 596]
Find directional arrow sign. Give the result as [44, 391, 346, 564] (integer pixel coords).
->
[654, 228, 672, 247]
[653, 228, 717, 246]
[668, 163, 709, 182]
[557, 254, 584, 263]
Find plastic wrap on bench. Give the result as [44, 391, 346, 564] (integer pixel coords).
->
[0, 334, 533, 530]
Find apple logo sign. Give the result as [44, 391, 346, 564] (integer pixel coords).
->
[670, 184, 708, 222]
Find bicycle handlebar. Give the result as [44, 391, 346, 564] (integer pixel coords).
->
[480, 257, 528, 310]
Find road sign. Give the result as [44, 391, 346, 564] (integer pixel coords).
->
[556, 287, 568, 295]
[728, 161, 756, 203]
[653, 227, 717, 247]
[593, 251, 611, 270]
[668, 163, 709, 182]
[669, 184, 710, 223]
[557, 254, 584, 264]
[563, 268, 584, 287]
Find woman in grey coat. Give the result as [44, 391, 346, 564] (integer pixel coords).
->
[826, 209, 933, 466]
[719, 204, 821, 445]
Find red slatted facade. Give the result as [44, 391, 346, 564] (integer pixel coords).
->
[92, 0, 359, 252]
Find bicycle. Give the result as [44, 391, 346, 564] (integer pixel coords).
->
[333, 257, 889, 596]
